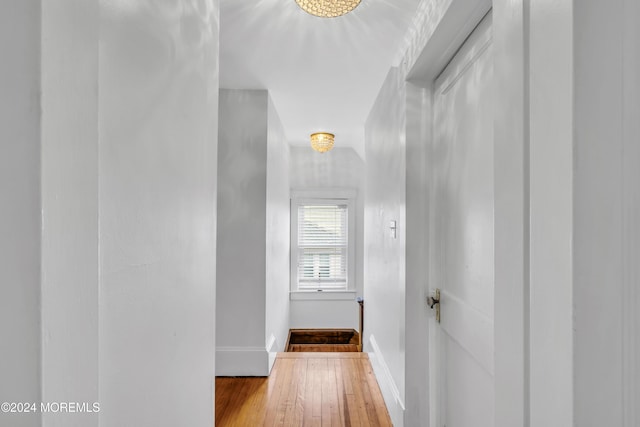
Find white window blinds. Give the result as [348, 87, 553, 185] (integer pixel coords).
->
[297, 204, 348, 290]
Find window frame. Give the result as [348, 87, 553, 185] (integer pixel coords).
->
[290, 192, 356, 298]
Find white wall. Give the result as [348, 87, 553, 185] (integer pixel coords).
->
[363, 67, 407, 426]
[0, 2, 42, 427]
[41, 1, 99, 426]
[528, 1, 575, 426]
[528, 2, 640, 426]
[573, 1, 623, 419]
[1, 2, 220, 427]
[492, 1, 528, 425]
[573, 0, 640, 425]
[216, 89, 269, 375]
[265, 96, 291, 365]
[623, 1, 640, 421]
[404, 82, 431, 426]
[217, 89, 290, 375]
[98, 2, 219, 426]
[289, 147, 364, 331]
[289, 299, 358, 330]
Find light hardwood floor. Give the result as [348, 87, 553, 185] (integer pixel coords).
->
[215, 352, 393, 426]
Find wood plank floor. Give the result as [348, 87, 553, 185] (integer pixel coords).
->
[215, 352, 393, 426]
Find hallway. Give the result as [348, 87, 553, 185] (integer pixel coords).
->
[2, 1, 639, 427]
[215, 353, 392, 426]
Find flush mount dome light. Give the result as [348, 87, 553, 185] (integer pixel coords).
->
[310, 132, 335, 153]
[295, 0, 361, 18]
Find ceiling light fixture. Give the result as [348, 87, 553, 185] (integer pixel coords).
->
[310, 132, 335, 153]
[295, 0, 361, 18]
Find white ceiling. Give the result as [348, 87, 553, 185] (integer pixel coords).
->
[219, 0, 422, 156]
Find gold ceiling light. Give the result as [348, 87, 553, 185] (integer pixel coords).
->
[295, 0, 361, 18]
[310, 132, 335, 153]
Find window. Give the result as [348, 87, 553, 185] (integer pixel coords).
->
[291, 198, 354, 292]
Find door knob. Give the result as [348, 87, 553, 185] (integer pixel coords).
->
[427, 289, 441, 323]
[427, 294, 439, 308]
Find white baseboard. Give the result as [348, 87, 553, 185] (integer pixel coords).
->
[216, 334, 280, 376]
[216, 346, 270, 376]
[367, 335, 405, 427]
[266, 333, 277, 373]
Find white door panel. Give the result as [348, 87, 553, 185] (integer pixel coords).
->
[430, 11, 494, 427]
[440, 290, 494, 375]
[445, 337, 494, 427]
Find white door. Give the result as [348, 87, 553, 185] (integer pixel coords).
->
[429, 12, 494, 427]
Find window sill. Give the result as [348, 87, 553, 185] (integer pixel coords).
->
[290, 291, 357, 301]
